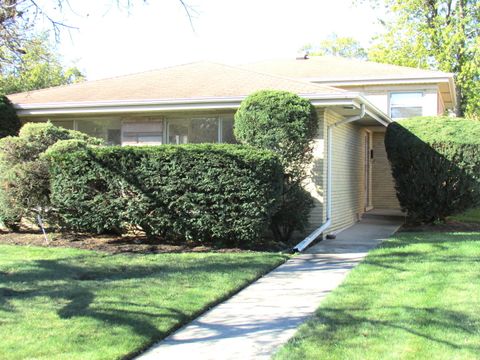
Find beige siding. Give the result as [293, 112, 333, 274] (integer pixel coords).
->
[304, 109, 367, 235]
[372, 132, 401, 209]
[335, 84, 441, 117]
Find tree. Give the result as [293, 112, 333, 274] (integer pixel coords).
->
[301, 34, 368, 59]
[362, 0, 480, 117]
[0, 34, 84, 94]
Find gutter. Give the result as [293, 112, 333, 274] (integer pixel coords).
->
[293, 104, 367, 252]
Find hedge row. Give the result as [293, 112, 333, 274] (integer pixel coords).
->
[385, 116, 480, 223]
[48, 144, 283, 247]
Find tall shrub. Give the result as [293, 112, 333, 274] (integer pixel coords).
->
[47, 145, 283, 247]
[0, 122, 102, 229]
[385, 116, 480, 223]
[234, 90, 318, 241]
[0, 96, 21, 138]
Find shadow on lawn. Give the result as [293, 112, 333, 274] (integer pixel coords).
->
[0, 253, 273, 355]
[309, 305, 480, 353]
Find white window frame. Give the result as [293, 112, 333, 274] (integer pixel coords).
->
[388, 91, 424, 119]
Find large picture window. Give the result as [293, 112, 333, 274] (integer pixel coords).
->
[389, 92, 424, 119]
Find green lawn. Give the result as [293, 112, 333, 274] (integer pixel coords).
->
[449, 208, 480, 224]
[275, 232, 480, 360]
[0, 245, 287, 360]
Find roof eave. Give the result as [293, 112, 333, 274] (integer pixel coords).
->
[307, 76, 454, 87]
[14, 92, 391, 126]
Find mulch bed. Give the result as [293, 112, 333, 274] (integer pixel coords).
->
[0, 231, 282, 254]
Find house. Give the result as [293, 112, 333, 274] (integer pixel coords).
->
[7, 57, 456, 240]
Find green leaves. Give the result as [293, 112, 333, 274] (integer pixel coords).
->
[234, 90, 317, 241]
[385, 116, 480, 223]
[48, 145, 284, 247]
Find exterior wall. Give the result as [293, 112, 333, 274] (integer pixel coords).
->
[335, 84, 441, 117]
[372, 131, 401, 209]
[304, 108, 367, 236]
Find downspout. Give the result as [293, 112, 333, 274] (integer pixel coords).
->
[293, 104, 366, 252]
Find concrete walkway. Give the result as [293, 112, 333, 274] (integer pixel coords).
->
[137, 216, 402, 360]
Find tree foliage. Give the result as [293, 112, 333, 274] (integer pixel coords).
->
[363, 0, 480, 117]
[301, 34, 367, 59]
[0, 34, 84, 94]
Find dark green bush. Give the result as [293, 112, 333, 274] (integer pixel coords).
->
[234, 90, 317, 241]
[48, 145, 283, 247]
[0, 122, 103, 229]
[385, 116, 480, 223]
[0, 96, 21, 138]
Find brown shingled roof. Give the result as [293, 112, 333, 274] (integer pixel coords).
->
[241, 56, 453, 82]
[8, 61, 343, 105]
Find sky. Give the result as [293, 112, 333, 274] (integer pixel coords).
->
[37, 0, 386, 80]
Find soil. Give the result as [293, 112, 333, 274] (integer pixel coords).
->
[0, 230, 284, 254]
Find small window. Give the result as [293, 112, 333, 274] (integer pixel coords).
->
[390, 92, 423, 119]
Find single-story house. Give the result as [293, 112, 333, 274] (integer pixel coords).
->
[7, 57, 456, 243]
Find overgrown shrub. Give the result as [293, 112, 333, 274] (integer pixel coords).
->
[47, 145, 283, 247]
[0, 122, 103, 229]
[0, 96, 21, 138]
[385, 116, 480, 223]
[234, 90, 317, 241]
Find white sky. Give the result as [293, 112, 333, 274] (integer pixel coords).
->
[39, 0, 385, 80]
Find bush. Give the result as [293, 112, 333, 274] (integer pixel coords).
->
[47, 145, 283, 247]
[234, 90, 317, 241]
[0, 122, 102, 229]
[0, 96, 21, 139]
[385, 116, 480, 223]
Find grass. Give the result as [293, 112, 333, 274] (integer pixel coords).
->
[275, 232, 480, 360]
[0, 244, 287, 360]
[449, 208, 480, 224]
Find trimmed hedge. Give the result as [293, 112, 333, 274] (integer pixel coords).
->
[48, 144, 283, 247]
[385, 116, 480, 223]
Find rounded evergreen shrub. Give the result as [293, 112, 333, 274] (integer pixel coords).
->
[0, 122, 103, 229]
[385, 116, 480, 223]
[0, 96, 21, 139]
[234, 90, 317, 241]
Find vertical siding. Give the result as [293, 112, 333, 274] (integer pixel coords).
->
[372, 132, 401, 209]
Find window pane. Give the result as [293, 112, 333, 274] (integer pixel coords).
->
[167, 118, 219, 144]
[77, 119, 122, 145]
[390, 92, 423, 106]
[391, 106, 423, 119]
[221, 118, 238, 144]
[122, 121, 163, 146]
[168, 122, 189, 144]
[51, 120, 74, 130]
[190, 118, 218, 143]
